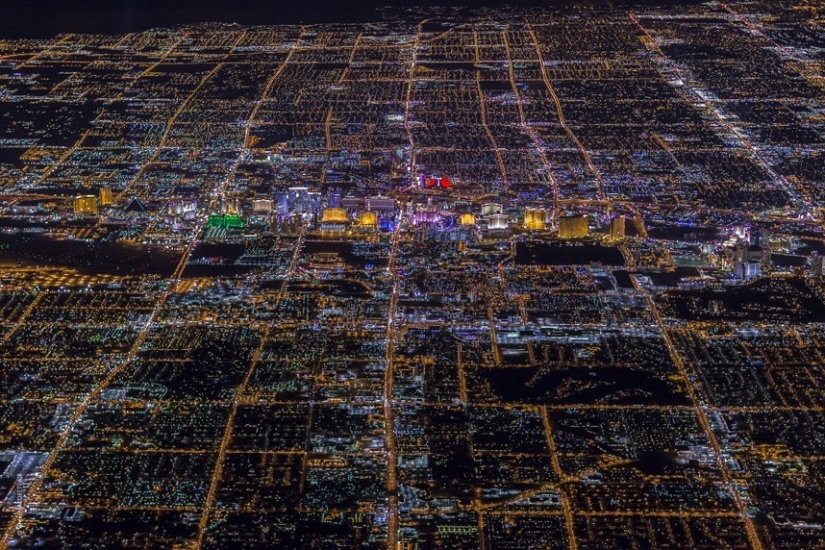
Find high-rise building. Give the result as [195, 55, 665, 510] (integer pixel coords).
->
[749, 227, 765, 247]
[99, 187, 113, 206]
[341, 196, 362, 210]
[487, 214, 509, 230]
[366, 196, 395, 213]
[73, 195, 98, 214]
[358, 211, 378, 227]
[558, 215, 588, 239]
[253, 199, 273, 213]
[459, 213, 476, 226]
[748, 227, 772, 267]
[609, 216, 626, 241]
[810, 253, 824, 278]
[482, 203, 502, 216]
[321, 207, 349, 223]
[207, 214, 244, 229]
[221, 198, 241, 216]
[412, 208, 439, 225]
[524, 208, 547, 231]
[734, 260, 761, 280]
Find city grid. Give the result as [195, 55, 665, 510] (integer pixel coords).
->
[0, 1, 824, 548]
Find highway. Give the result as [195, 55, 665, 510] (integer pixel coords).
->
[501, 30, 560, 208]
[473, 28, 509, 188]
[638, 280, 765, 550]
[117, 32, 248, 202]
[383, 214, 403, 549]
[526, 21, 607, 204]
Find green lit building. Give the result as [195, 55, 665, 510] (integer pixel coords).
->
[207, 214, 244, 229]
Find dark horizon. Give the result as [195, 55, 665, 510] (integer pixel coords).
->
[3, 0, 706, 38]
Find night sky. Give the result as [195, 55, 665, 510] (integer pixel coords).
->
[2, 0, 704, 38]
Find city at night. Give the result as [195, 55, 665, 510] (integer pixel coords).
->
[0, 0, 824, 548]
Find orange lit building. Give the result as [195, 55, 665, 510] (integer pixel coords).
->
[73, 195, 98, 214]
